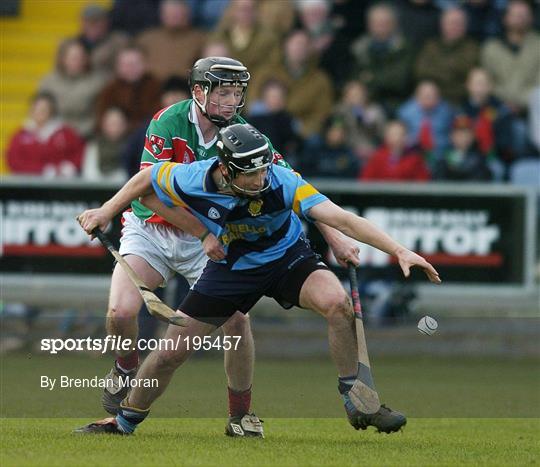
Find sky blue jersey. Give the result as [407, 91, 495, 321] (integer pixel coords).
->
[151, 158, 328, 270]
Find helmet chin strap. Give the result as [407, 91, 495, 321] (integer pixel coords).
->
[231, 183, 269, 198]
[219, 167, 269, 198]
[205, 105, 230, 127]
[232, 172, 271, 198]
[194, 87, 235, 128]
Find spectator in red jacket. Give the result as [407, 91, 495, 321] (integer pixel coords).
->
[6, 92, 85, 177]
[360, 120, 430, 181]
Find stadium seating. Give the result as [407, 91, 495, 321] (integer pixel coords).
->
[509, 158, 540, 187]
[0, 0, 111, 173]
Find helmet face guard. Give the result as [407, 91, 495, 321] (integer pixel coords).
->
[190, 58, 250, 127]
[227, 150, 273, 197]
[217, 124, 273, 196]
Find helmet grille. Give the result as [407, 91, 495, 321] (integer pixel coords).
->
[247, 128, 264, 140]
[226, 134, 242, 147]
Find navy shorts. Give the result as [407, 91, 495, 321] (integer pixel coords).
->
[180, 238, 329, 326]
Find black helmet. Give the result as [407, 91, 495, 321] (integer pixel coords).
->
[217, 124, 273, 195]
[190, 57, 250, 127]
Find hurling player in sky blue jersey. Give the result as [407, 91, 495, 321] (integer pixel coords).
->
[150, 156, 327, 270]
[76, 57, 365, 439]
[77, 124, 441, 437]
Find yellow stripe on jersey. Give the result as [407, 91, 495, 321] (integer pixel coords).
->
[156, 162, 170, 190]
[293, 183, 319, 215]
[157, 162, 187, 207]
[170, 197, 187, 207]
[163, 163, 175, 197]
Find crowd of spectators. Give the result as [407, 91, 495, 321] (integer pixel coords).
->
[6, 0, 540, 184]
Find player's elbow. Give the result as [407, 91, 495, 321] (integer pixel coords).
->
[139, 191, 163, 211]
[137, 167, 155, 194]
[313, 203, 351, 233]
[139, 194, 152, 209]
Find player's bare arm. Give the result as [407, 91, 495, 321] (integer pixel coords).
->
[309, 200, 442, 284]
[275, 166, 360, 267]
[77, 168, 155, 234]
[77, 168, 224, 260]
[315, 222, 360, 267]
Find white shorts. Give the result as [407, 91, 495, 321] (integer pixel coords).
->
[118, 211, 208, 287]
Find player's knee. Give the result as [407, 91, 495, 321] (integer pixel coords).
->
[222, 313, 251, 337]
[325, 293, 353, 325]
[107, 304, 138, 335]
[108, 302, 138, 323]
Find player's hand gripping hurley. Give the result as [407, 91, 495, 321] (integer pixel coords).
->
[91, 227, 186, 326]
[348, 264, 381, 414]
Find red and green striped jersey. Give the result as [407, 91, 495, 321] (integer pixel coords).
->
[132, 99, 290, 224]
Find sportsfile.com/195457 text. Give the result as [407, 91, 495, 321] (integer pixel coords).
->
[40, 335, 242, 354]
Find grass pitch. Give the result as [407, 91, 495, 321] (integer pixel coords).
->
[1, 354, 539, 465]
[2, 354, 539, 418]
[1, 418, 538, 466]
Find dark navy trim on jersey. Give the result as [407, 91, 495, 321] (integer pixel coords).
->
[203, 159, 221, 192]
[226, 215, 291, 267]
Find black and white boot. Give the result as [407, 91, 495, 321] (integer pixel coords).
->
[225, 413, 264, 438]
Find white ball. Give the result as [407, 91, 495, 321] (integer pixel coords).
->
[418, 316, 438, 335]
